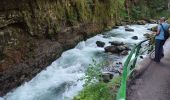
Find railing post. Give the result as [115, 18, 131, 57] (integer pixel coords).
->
[116, 40, 148, 100]
[131, 45, 141, 70]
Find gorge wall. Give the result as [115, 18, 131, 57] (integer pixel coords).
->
[0, 0, 124, 96]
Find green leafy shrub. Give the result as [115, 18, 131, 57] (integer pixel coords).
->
[74, 76, 121, 100]
[84, 59, 105, 86]
[74, 60, 122, 100]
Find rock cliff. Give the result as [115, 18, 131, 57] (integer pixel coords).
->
[0, 0, 123, 95]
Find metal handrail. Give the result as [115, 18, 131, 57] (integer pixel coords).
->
[116, 39, 148, 100]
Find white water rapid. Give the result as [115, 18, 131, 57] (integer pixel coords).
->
[3, 24, 157, 100]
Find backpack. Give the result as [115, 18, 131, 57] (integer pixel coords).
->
[160, 24, 169, 40]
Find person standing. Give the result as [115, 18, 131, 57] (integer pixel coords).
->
[154, 17, 170, 62]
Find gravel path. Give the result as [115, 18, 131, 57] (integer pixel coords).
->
[127, 39, 170, 100]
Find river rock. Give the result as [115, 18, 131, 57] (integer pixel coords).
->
[116, 22, 127, 26]
[117, 45, 127, 52]
[120, 50, 129, 55]
[105, 42, 130, 54]
[144, 19, 157, 24]
[131, 36, 138, 40]
[96, 41, 105, 47]
[109, 41, 124, 46]
[112, 26, 119, 29]
[125, 28, 134, 32]
[136, 20, 147, 25]
[101, 72, 113, 83]
[104, 45, 119, 53]
[123, 45, 131, 50]
[124, 25, 129, 29]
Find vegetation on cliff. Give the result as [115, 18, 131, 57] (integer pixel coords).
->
[125, 0, 170, 20]
[0, 0, 125, 95]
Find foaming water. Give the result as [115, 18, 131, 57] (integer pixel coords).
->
[3, 24, 157, 100]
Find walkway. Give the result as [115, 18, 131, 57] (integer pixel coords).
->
[127, 38, 170, 100]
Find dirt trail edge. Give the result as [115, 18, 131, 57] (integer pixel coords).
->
[127, 38, 170, 100]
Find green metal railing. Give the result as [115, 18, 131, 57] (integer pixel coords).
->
[116, 40, 148, 100]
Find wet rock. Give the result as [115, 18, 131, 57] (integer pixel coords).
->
[131, 36, 138, 40]
[125, 28, 134, 32]
[112, 26, 119, 29]
[96, 41, 105, 47]
[123, 45, 131, 50]
[120, 50, 129, 55]
[144, 19, 157, 24]
[105, 42, 130, 54]
[124, 25, 129, 29]
[116, 22, 127, 26]
[101, 72, 113, 83]
[104, 45, 119, 53]
[109, 41, 124, 46]
[117, 46, 127, 52]
[136, 20, 147, 25]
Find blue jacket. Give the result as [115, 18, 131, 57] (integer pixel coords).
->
[156, 22, 169, 40]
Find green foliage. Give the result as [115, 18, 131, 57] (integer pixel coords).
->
[108, 76, 122, 98]
[74, 83, 112, 100]
[22, 0, 127, 37]
[128, 0, 169, 20]
[74, 76, 122, 100]
[84, 59, 105, 86]
[74, 59, 122, 100]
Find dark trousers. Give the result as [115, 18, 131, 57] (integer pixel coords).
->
[155, 39, 165, 62]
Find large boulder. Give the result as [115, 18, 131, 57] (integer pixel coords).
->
[96, 41, 105, 47]
[104, 45, 119, 53]
[131, 36, 138, 40]
[105, 45, 130, 54]
[109, 41, 124, 46]
[117, 45, 127, 52]
[105, 41, 130, 54]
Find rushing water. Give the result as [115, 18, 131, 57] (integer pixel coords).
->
[3, 24, 157, 100]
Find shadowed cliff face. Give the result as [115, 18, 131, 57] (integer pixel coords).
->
[0, 0, 124, 96]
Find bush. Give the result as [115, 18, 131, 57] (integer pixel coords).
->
[84, 59, 105, 86]
[74, 82, 113, 100]
[74, 76, 121, 100]
[74, 59, 122, 100]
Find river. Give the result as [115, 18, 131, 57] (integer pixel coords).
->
[3, 24, 157, 100]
